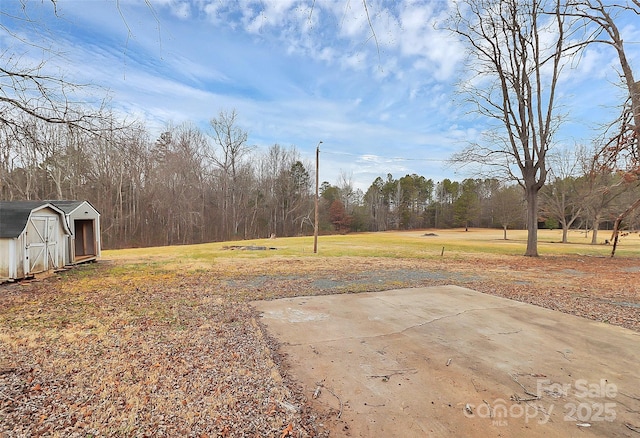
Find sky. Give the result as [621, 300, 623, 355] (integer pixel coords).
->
[2, 0, 639, 191]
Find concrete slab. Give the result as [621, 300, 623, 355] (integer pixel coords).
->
[253, 286, 640, 437]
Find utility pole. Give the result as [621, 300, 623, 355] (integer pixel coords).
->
[314, 140, 322, 253]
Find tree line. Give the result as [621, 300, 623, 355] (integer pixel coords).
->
[0, 110, 312, 248]
[2, 108, 638, 249]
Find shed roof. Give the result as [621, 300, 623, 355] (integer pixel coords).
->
[0, 201, 70, 238]
[46, 200, 84, 213]
[45, 200, 99, 216]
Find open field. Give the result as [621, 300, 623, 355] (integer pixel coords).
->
[1, 229, 639, 437]
[105, 228, 640, 261]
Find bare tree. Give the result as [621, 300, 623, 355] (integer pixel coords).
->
[0, 2, 111, 132]
[364, 177, 388, 232]
[449, 0, 582, 256]
[257, 144, 314, 237]
[337, 171, 355, 210]
[260, 144, 291, 237]
[570, 1, 640, 157]
[570, 144, 626, 244]
[150, 123, 209, 245]
[540, 146, 592, 243]
[209, 110, 253, 240]
[493, 184, 526, 240]
[566, 1, 640, 255]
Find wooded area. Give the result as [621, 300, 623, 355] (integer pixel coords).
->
[1, 110, 639, 249]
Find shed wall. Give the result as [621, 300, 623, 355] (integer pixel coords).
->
[0, 235, 26, 280]
[1, 207, 67, 280]
[65, 202, 101, 264]
[0, 239, 15, 280]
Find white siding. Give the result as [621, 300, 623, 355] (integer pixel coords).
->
[1, 205, 68, 280]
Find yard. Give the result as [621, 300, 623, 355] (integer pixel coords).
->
[1, 229, 639, 437]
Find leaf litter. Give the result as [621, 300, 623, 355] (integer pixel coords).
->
[1, 254, 638, 436]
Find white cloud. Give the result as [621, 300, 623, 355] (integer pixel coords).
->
[340, 52, 368, 70]
[5, 0, 634, 190]
[397, 2, 464, 80]
[171, 2, 192, 19]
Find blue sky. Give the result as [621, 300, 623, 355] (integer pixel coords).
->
[2, 0, 638, 190]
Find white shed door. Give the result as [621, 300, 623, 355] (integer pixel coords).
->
[26, 215, 60, 274]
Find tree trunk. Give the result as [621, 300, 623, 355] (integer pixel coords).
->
[524, 184, 539, 257]
[503, 225, 508, 240]
[610, 196, 640, 257]
[591, 215, 600, 245]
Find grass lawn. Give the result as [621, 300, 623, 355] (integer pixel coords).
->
[104, 228, 640, 265]
[1, 228, 639, 437]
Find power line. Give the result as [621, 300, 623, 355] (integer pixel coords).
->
[321, 148, 449, 162]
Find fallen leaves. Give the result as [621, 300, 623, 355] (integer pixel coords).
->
[0, 281, 323, 437]
[280, 422, 293, 438]
[0, 253, 637, 436]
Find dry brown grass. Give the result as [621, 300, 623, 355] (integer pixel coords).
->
[1, 230, 639, 437]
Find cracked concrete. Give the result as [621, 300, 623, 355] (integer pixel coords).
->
[253, 285, 640, 437]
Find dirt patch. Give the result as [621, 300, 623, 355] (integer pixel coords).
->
[0, 254, 638, 436]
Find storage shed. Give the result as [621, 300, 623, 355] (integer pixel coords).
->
[0, 201, 71, 281]
[48, 200, 101, 265]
